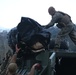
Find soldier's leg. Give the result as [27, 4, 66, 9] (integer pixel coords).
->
[55, 27, 71, 49]
[54, 35, 62, 49]
[55, 29, 65, 49]
[69, 29, 76, 45]
[49, 39, 69, 50]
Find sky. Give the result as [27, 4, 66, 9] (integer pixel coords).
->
[0, 0, 76, 29]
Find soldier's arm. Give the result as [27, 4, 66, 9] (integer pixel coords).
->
[45, 12, 63, 28]
[27, 63, 39, 75]
[10, 44, 21, 63]
[9, 53, 17, 63]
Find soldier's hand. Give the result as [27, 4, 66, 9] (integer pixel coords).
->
[15, 44, 21, 53]
[32, 63, 40, 69]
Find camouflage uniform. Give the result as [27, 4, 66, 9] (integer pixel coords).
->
[55, 22, 76, 48]
[45, 12, 64, 27]
[45, 11, 76, 48]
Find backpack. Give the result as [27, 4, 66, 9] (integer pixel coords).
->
[58, 11, 71, 19]
[56, 11, 72, 28]
[56, 11, 71, 23]
[17, 17, 51, 50]
[8, 17, 51, 54]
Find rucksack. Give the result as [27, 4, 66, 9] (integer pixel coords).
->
[56, 11, 72, 28]
[58, 11, 71, 19]
[17, 17, 51, 50]
[8, 17, 51, 54]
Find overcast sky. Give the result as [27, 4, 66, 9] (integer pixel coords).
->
[0, 0, 76, 29]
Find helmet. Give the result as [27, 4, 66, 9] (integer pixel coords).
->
[7, 63, 17, 74]
[48, 6, 56, 16]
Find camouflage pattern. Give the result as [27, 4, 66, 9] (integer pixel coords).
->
[45, 9, 76, 48]
[45, 12, 64, 28]
[55, 14, 76, 47]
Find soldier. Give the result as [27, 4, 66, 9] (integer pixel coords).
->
[45, 6, 76, 48]
[5, 44, 40, 75]
[45, 6, 71, 28]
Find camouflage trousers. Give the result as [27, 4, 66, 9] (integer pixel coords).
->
[55, 25, 76, 48]
[69, 29, 76, 45]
